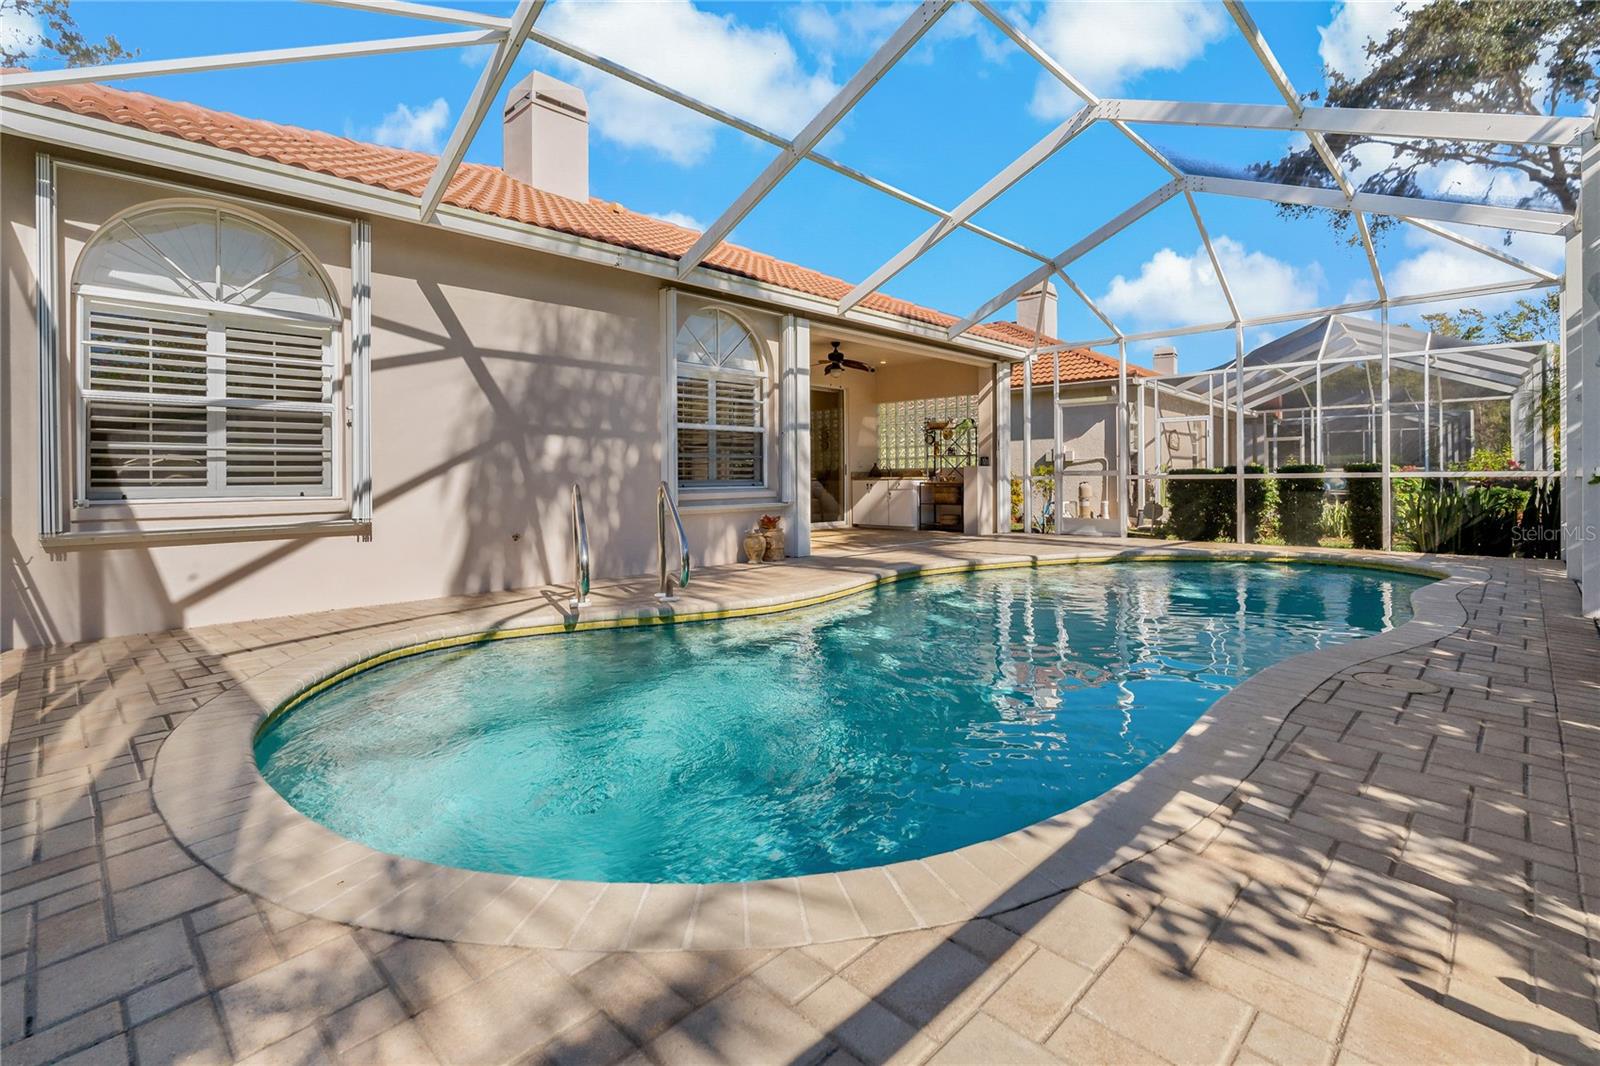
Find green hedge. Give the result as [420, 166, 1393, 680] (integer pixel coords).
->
[1164, 469, 1229, 540]
[1221, 465, 1277, 543]
[1344, 462, 1384, 549]
[1163, 465, 1277, 542]
[1520, 478, 1561, 558]
[1276, 463, 1326, 546]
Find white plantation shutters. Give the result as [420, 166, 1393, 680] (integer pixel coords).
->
[73, 205, 342, 504]
[83, 309, 210, 491]
[674, 309, 767, 488]
[222, 325, 331, 489]
[81, 303, 334, 498]
[675, 376, 711, 483]
[676, 373, 763, 485]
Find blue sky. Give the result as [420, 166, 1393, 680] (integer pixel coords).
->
[27, 0, 1574, 369]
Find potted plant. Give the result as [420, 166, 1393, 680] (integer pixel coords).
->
[759, 514, 785, 560]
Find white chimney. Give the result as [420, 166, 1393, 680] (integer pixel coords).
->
[1152, 345, 1178, 376]
[503, 71, 589, 201]
[1016, 281, 1057, 341]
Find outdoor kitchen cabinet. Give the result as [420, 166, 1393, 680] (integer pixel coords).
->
[850, 478, 921, 529]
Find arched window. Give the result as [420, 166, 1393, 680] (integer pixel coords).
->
[74, 205, 339, 500]
[675, 308, 766, 487]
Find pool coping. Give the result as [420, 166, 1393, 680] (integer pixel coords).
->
[150, 541, 1481, 951]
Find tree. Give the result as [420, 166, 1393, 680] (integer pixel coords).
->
[1417, 291, 1561, 465]
[1, 0, 135, 68]
[1252, 0, 1599, 243]
[1419, 290, 1559, 343]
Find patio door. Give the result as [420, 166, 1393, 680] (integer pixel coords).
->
[810, 386, 847, 525]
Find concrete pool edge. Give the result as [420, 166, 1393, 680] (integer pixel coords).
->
[150, 541, 1479, 951]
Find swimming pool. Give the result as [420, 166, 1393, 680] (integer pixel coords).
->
[256, 560, 1428, 884]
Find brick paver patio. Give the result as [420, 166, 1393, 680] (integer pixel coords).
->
[2, 536, 1596, 1065]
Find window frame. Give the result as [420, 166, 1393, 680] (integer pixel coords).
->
[68, 201, 345, 509]
[75, 294, 340, 503]
[673, 306, 772, 492]
[675, 364, 766, 489]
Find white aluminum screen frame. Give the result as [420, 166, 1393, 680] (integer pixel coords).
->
[3, 0, 1594, 603]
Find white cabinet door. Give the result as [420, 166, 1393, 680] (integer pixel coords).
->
[853, 481, 888, 526]
[887, 484, 921, 528]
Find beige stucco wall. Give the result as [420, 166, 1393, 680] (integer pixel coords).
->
[2, 137, 712, 648]
[1, 135, 1012, 649]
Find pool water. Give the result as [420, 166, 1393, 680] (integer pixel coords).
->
[256, 561, 1428, 883]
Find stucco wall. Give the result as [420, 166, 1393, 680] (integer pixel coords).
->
[3, 138, 684, 648]
[0, 136, 1010, 649]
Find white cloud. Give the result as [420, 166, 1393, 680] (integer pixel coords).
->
[792, 2, 909, 52]
[371, 98, 451, 154]
[1385, 225, 1560, 316]
[540, 0, 837, 165]
[644, 210, 704, 231]
[1386, 244, 1527, 316]
[1097, 237, 1323, 329]
[1336, 139, 1558, 214]
[0, 6, 43, 61]
[1027, 2, 1226, 118]
[1318, 1, 1418, 80]
[792, 3, 1009, 66]
[1420, 159, 1540, 204]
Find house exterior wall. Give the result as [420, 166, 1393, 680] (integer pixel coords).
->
[1007, 384, 1119, 515]
[0, 137, 805, 648]
[1008, 384, 1118, 468]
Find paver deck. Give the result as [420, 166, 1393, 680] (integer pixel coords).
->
[3, 532, 1597, 1065]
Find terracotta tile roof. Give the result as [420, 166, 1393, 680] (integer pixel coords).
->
[11, 78, 1141, 374]
[982, 321, 1155, 386]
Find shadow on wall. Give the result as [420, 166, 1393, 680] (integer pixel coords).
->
[7, 260, 660, 649]
[409, 277, 661, 597]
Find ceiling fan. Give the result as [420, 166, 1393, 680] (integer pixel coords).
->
[816, 340, 876, 376]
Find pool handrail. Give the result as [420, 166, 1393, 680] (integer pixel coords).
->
[569, 482, 591, 611]
[656, 481, 690, 600]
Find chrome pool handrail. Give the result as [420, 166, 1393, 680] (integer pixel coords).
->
[569, 482, 591, 611]
[656, 481, 690, 601]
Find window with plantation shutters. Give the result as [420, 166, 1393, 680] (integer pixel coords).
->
[81, 305, 334, 498]
[222, 324, 332, 490]
[674, 308, 767, 488]
[83, 309, 211, 492]
[73, 205, 340, 503]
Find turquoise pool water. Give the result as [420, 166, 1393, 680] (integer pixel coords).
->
[256, 561, 1428, 884]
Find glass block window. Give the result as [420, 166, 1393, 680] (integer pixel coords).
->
[877, 394, 979, 470]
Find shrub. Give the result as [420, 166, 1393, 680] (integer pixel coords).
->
[1165, 466, 1277, 542]
[1393, 480, 1535, 557]
[1344, 462, 1385, 549]
[1463, 485, 1528, 556]
[1164, 469, 1229, 540]
[1221, 465, 1276, 543]
[1389, 476, 1424, 551]
[1321, 499, 1350, 544]
[1518, 477, 1561, 558]
[1276, 463, 1325, 546]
